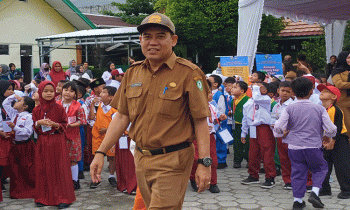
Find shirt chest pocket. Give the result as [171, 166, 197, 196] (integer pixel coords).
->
[158, 90, 183, 118]
[125, 87, 142, 120]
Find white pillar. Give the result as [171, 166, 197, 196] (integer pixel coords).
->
[237, 0, 265, 72]
[325, 20, 347, 61]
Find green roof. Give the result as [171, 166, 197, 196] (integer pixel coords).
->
[62, 0, 97, 29]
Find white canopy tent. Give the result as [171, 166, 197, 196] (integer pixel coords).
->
[237, 0, 350, 71]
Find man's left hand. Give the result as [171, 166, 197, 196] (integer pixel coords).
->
[195, 164, 211, 193]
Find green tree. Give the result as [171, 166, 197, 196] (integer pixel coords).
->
[154, 0, 284, 72]
[101, 0, 156, 25]
[300, 37, 326, 73]
[343, 21, 350, 51]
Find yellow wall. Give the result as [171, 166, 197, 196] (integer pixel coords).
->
[0, 0, 77, 71]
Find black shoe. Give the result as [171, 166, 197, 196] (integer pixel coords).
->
[241, 175, 260, 185]
[306, 185, 312, 193]
[259, 168, 265, 174]
[73, 180, 80, 190]
[108, 177, 118, 187]
[217, 163, 228, 169]
[261, 177, 275, 189]
[58, 203, 71, 209]
[208, 184, 220, 193]
[78, 171, 85, 179]
[1, 183, 6, 192]
[276, 168, 282, 176]
[227, 148, 230, 154]
[35, 202, 46, 207]
[319, 188, 331, 196]
[293, 201, 306, 210]
[308, 191, 324, 208]
[90, 181, 101, 189]
[337, 191, 350, 199]
[190, 179, 198, 192]
[233, 162, 241, 168]
[130, 189, 136, 195]
[283, 183, 292, 190]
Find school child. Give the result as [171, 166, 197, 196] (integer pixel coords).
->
[84, 78, 106, 170]
[271, 81, 294, 189]
[32, 90, 39, 106]
[208, 74, 227, 169]
[190, 80, 224, 193]
[241, 82, 277, 188]
[91, 86, 118, 188]
[246, 71, 266, 97]
[0, 81, 15, 193]
[3, 93, 35, 198]
[231, 81, 250, 168]
[274, 77, 337, 209]
[109, 69, 121, 89]
[55, 80, 68, 101]
[317, 84, 350, 199]
[223, 77, 235, 142]
[74, 81, 89, 179]
[57, 81, 86, 190]
[33, 81, 75, 209]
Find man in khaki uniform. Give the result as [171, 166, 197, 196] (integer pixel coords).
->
[90, 13, 212, 209]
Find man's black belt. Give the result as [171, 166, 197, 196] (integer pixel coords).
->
[137, 141, 191, 156]
[13, 139, 32, 145]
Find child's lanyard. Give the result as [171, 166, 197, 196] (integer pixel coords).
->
[226, 96, 231, 112]
[208, 104, 220, 128]
[326, 104, 333, 111]
[41, 104, 56, 119]
[1, 108, 10, 120]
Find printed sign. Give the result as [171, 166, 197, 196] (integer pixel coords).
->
[256, 54, 284, 80]
[220, 56, 250, 83]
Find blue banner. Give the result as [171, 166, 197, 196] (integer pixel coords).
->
[255, 54, 283, 76]
[220, 56, 249, 83]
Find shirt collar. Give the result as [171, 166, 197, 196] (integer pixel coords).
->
[18, 111, 29, 117]
[143, 52, 177, 71]
[279, 98, 293, 106]
[212, 89, 219, 94]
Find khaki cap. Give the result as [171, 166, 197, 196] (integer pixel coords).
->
[137, 12, 175, 34]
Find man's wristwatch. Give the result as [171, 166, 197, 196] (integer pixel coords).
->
[197, 157, 213, 167]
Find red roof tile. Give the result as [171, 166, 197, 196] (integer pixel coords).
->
[84, 14, 138, 28]
[279, 19, 324, 37]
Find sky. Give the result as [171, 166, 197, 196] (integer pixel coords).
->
[70, 0, 125, 8]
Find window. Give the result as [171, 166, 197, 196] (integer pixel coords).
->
[0, 45, 9, 55]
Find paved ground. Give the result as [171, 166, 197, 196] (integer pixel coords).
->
[1, 145, 350, 210]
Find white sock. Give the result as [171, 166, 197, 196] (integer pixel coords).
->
[109, 174, 116, 179]
[312, 187, 320, 196]
[294, 198, 303, 203]
[71, 165, 79, 181]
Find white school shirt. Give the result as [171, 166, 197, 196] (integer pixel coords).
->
[102, 71, 112, 87]
[109, 80, 120, 90]
[2, 94, 33, 141]
[212, 89, 226, 115]
[207, 103, 221, 134]
[293, 92, 321, 105]
[270, 98, 294, 126]
[241, 85, 272, 138]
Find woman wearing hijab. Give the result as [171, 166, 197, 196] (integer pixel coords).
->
[102, 62, 115, 86]
[33, 81, 75, 208]
[332, 51, 350, 137]
[0, 81, 15, 193]
[66, 60, 77, 78]
[34, 63, 50, 81]
[49, 61, 67, 86]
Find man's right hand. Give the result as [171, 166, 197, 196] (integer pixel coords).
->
[241, 137, 246, 144]
[90, 153, 105, 183]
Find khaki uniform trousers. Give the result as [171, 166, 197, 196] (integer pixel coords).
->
[135, 144, 194, 210]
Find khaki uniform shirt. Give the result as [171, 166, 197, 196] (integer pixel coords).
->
[111, 52, 210, 149]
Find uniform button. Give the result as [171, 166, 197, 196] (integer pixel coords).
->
[152, 75, 156, 78]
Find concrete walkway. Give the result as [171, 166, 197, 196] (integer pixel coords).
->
[1, 145, 349, 209]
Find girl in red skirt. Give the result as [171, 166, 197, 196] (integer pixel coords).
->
[33, 81, 75, 209]
[57, 81, 86, 190]
[0, 81, 15, 193]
